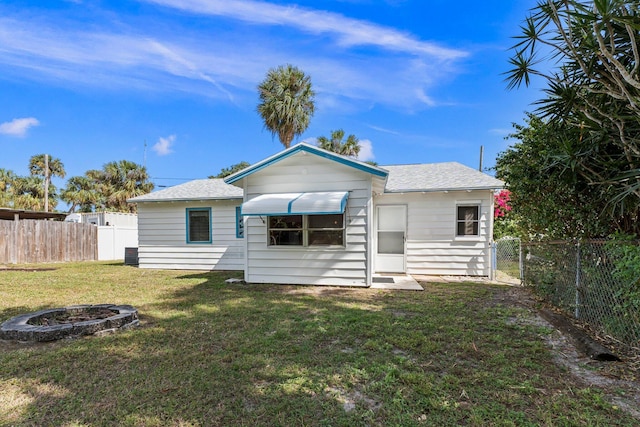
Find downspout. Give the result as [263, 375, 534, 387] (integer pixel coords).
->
[366, 188, 374, 287]
[243, 180, 249, 283]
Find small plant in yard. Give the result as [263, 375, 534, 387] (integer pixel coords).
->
[0, 262, 637, 426]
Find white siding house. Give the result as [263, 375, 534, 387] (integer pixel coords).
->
[130, 179, 244, 270]
[129, 143, 503, 284]
[227, 146, 386, 286]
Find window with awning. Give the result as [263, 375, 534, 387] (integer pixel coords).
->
[268, 214, 345, 247]
[239, 192, 348, 247]
[240, 191, 348, 216]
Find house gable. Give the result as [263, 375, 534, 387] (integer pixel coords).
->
[224, 143, 388, 186]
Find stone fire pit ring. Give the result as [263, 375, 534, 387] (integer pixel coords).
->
[0, 304, 139, 342]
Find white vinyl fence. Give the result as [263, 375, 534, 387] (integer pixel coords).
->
[97, 226, 138, 261]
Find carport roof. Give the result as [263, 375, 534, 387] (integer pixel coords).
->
[0, 208, 67, 221]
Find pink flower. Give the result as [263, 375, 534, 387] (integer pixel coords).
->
[494, 190, 512, 218]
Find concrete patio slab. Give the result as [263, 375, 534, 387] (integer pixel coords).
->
[370, 274, 423, 291]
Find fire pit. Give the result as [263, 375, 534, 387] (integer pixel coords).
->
[0, 304, 139, 342]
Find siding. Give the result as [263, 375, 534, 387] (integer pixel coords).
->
[243, 153, 371, 286]
[374, 191, 494, 276]
[137, 200, 244, 270]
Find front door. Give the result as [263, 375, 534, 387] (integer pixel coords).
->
[375, 205, 406, 273]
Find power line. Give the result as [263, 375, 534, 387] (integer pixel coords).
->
[151, 177, 200, 181]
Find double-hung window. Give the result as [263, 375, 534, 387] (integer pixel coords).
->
[456, 205, 480, 237]
[186, 208, 212, 243]
[268, 214, 345, 246]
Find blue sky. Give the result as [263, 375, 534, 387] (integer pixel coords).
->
[0, 0, 542, 195]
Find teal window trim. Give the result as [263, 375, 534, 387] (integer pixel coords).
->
[186, 207, 212, 244]
[235, 206, 244, 238]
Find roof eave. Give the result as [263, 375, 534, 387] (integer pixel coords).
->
[128, 196, 243, 203]
[383, 185, 504, 194]
[225, 143, 388, 185]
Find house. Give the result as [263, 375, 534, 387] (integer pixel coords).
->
[129, 143, 503, 286]
[128, 178, 244, 270]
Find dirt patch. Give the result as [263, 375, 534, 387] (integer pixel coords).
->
[484, 284, 640, 419]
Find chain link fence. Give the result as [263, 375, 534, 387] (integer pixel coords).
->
[494, 237, 522, 284]
[522, 240, 640, 351]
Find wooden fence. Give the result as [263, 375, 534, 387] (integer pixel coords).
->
[0, 219, 97, 264]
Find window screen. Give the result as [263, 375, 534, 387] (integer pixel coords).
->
[456, 205, 479, 236]
[268, 214, 345, 246]
[187, 208, 211, 243]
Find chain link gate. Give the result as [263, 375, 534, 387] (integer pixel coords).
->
[493, 237, 522, 284]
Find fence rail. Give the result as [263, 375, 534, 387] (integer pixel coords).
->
[522, 240, 640, 350]
[0, 219, 97, 264]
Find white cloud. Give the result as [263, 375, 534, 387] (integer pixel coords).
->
[358, 139, 374, 162]
[144, 0, 467, 60]
[153, 134, 176, 156]
[0, 117, 39, 137]
[0, 1, 468, 111]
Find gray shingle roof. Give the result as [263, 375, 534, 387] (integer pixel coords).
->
[128, 179, 243, 203]
[128, 163, 503, 203]
[381, 162, 504, 192]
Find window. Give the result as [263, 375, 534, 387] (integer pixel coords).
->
[308, 214, 344, 246]
[269, 215, 303, 246]
[268, 214, 345, 246]
[456, 205, 480, 236]
[236, 206, 244, 238]
[186, 208, 212, 243]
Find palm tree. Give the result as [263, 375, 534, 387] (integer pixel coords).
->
[29, 154, 66, 180]
[317, 129, 361, 158]
[0, 168, 16, 207]
[29, 154, 66, 211]
[257, 64, 315, 148]
[61, 176, 99, 213]
[97, 160, 154, 213]
[12, 176, 49, 210]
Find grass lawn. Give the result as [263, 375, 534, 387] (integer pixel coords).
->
[0, 262, 636, 426]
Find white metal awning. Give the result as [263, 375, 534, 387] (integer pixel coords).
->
[241, 191, 349, 216]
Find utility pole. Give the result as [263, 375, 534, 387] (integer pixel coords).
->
[44, 154, 49, 212]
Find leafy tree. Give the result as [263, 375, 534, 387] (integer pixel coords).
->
[257, 64, 315, 148]
[505, 0, 640, 216]
[209, 161, 251, 179]
[61, 176, 99, 213]
[317, 129, 361, 158]
[495, 114, 636, 239]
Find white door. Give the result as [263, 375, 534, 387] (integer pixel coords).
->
[375, 205, 406, 273]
